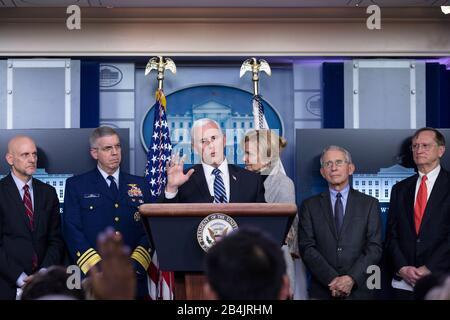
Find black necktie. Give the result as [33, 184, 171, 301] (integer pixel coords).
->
[107, 175, 118, 199]
[335, 192, 344, 235]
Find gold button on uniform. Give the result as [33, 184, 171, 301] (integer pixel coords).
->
[76, 251, 81, 257]
[114, 203, 119, 208]
[115, 217, 119, 222]
[89, 206, 93, 210]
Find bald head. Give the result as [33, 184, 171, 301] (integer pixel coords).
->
[6, 135, 38, 182]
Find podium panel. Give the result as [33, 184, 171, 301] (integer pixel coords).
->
[140, 203, 297, 299]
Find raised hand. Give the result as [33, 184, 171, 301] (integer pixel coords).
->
[166, 153, 195, 193]
[89, 228, 136, 300]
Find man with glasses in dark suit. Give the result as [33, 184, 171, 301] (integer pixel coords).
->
[0, 135, 64, 299]
[299, 145, 382, 299]
[386, 127, 450, 299]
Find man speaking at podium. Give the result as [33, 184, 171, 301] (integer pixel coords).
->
[161, 118, 265, 203]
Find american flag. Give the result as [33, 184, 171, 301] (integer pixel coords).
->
[145, 89, 175, 300]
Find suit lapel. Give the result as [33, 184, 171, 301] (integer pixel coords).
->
[228, 165, 239, 203]
[31, 179, 42, 232]
[319, 192, 338, 240]
[340, 189, 357, 237]
[118, 172, 129, 202]
[405, 175, 418, 234]
[191, 165, 214, 202]
[419, 169, 449, 235]
[93, 169, 115, 201]
[4, 174, 32, 232]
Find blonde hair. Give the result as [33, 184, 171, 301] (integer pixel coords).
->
[243, 129, 287, 165]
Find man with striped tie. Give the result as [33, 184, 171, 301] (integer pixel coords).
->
[0, 135, 64, 299]
[162, 118, 265, 204]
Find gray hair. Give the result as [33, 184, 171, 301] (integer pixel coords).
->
[190, 118, 223, 140]
[89, 126, 119, 148]
[320, 145, 352, 167]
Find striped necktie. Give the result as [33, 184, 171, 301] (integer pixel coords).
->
[23, 185, 34, 228]
[212, 168, 227, 203]
[23, 184, 38, 271]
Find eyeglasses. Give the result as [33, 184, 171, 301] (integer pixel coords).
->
[93, 144, 121, 153]
[410, 143, 437, 152]
[322, 159, 348, 169]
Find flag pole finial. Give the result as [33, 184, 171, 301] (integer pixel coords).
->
[240, 58, 271, 96]
[145, 56, 177, 91]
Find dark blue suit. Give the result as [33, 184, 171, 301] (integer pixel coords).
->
[62, 168, 151, 298]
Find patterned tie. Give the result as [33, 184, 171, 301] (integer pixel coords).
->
[212, 168, 227, 203]
[334, 192, 344, 235]
[23, 184, 38, 271]
[107, 175, 119, 199]
[23, 185, 34, 228]
[414, 175, 428, 234]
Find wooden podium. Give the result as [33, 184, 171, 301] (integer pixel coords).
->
[139, 203, 297, 300]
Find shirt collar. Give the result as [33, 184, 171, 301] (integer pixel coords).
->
[202, 158, 228, 177]
[97, 165, 120, 183]
[329, 183, 350, 200]
[11, 170, 33, 191]
[418, 164, 440, 182]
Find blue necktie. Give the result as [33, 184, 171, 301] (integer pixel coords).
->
[107, 175, 118, 199]
[212, 168, 227, 203]
[335, 192, 344, 235]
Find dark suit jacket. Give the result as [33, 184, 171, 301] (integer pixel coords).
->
[386, 167, 450, 276]
[0, 174, 64, 300]
[298, 188, 382, 300]
[160, 164, 266, 203]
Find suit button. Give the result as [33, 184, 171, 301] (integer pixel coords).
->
[115, 203, 119, 208]
[89, 206, 93, 210]
[76, 251, 81, 257]
[416, 239, 421, 243]
[115, 217, 119, 222]
[337, 247, 343, 252]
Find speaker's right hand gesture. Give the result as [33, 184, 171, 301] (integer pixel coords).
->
[166, 153, 195, 193]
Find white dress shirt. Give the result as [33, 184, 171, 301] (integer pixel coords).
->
[202, 159, 230, 202]
[414, 165, 440, 203]
[11, 171, 34, 208]
[97, 165, 120, 187]
[165, 159, 231, 202]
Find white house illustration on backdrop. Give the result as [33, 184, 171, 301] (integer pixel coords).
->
[168, 100, 254, 164]
[352, 164, 416, 203]
[0, 169, 73, 203]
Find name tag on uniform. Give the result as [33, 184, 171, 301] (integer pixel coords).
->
[83, 193, 100, 199]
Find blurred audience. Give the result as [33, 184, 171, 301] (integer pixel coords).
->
[21, 266, 84, 300]
[84, 228, 136, 300]
[22, 228, 136, 300]
[425, 275, 450, 300]
[204, 227, 290, 300]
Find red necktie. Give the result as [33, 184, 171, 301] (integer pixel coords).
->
[23, 185, 34, 229]
[414, 175, 428, 234]
[23, 185, 38, 271]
